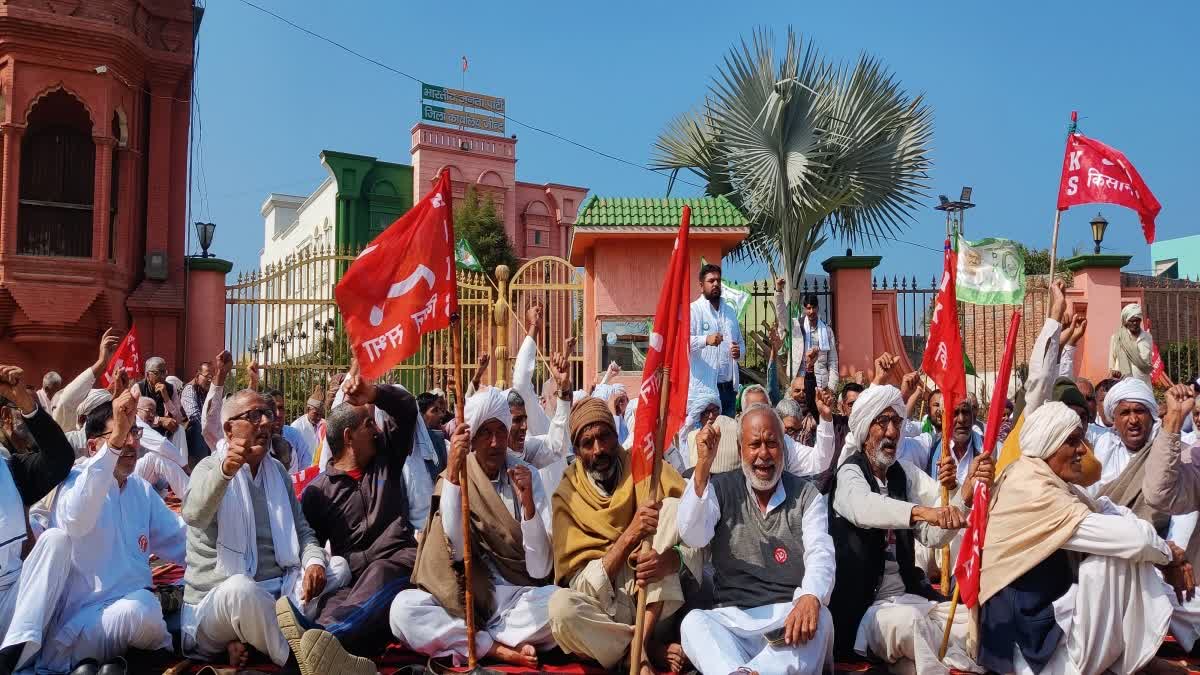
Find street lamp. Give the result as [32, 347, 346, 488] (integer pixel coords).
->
[194, 222, 216, 258]
[933, 187, 976, 237]
[1090, 212, 1109, 255]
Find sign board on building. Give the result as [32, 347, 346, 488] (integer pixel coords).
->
[422, 104, 505, 135]
[421, 82, 506, 114]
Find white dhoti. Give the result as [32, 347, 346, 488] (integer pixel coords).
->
[0, 529, 73, 669]
[681, 603, 832, 675]
[37, 588, 171, 673]
[1169, 587, 1200, 653]
[183, 560, 351, 667]
[1012, 554, 1172, 675]
[390, 585, 557, 664]
[135, 452, 190, 498]
[855, 594, 981, 675]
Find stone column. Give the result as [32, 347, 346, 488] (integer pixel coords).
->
[92, 137, 115, 260]
[1061, 254, 1132, 383]
[185, 256, 233, 376]
[0, 124, 24, 254]
[821, 255, 883, 381]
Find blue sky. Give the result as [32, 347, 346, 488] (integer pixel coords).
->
[192, 0, 1198, 284]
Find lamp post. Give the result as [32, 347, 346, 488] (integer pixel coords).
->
[933, 186, 975, 238]
[1090, 212, 1108, 255]
[194, 222, 217, 258]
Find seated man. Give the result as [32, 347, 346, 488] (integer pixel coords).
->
[506, 352, 572, 470]
[391, 386, 558, 668]
[979, 401, 1182, 675]
[268, 389, 313, 473]
[134, 396, 190, 498]
[290, 395, 324, 463]
[0, 367, 74, 675]
[28, 393, 187, 672]
[182, 388, 370, 673]
[131, 356, 185, 435]
[296, 372, 421, 657]
[829, 384, 982, 674]
[549, 398, 698, 675]
[677, 404, 835, 674]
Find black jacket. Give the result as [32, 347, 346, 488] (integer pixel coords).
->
[7, 405, 75, 506]
[300, 385, 420, 578]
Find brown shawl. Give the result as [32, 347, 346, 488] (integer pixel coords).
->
[551, 450, 685, 585]
[978, 456, 1097, 605]
[411, 454, 542, 620]
[1097, 434, 1171, 534]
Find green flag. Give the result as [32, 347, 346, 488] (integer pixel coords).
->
[455, 237, 483, 272]
[964, 351, 977, 377]
[956, 235, 1025, 305]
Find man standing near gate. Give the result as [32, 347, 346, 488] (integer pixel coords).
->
[690, 263, 744, 418]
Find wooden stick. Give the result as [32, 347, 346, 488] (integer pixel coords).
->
[1047, 209, 1063, 290]
[628, 367, 671, 675]
[450, 314, 478, 670]
[939, 407, 954, 597]
[938, 585, 962, 660]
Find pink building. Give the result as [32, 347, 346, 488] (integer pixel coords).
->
[410, 123, 588, 260]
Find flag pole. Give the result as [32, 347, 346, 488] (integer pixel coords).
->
[450, 312, 478, 670]
[629, 366, 670, 675]
[1047, 209, 1063, 292]
[938, 585, 962, 660]
[939, 409, 953, 597]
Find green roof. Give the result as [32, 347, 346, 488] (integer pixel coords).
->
[575, 195, 749, 228]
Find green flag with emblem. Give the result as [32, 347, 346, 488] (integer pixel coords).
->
[455, 237, 483, 272]
[955, 234, 1025, 305]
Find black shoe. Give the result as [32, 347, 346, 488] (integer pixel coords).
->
[69, 659, 100, 675]
[97, 656, 128, 675]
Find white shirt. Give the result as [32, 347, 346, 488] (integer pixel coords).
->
[52, 446, 187, 621]
[1089, 431, 1154, 497]
[281, 425, 312, 473]
[677, 475, 835, 606]
[441, 457, 553, 581]
[1065, 497, 1170, 564]
[689, 296, 744, 388]
[832, 459, 962, 551]
[782, 419, 836, 476]
[518, 397, 571, 469]
[511, 336, 551, 437]
[290, 415, 320, 462]
[137, 417, 188, 468]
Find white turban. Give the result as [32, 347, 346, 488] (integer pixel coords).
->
[76, 389, 113, 427]
[1121, 303, 1143, 323]
[684, 386, 722, 432]
[591, 383, 614, 402]
[842, 385, 905, 458]
[1020, 401, 1082, 458]
[464, 386, 511, 441]
[166, 375, 185, 392]
[1104, 377, 1159, 422]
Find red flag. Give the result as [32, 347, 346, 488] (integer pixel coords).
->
[462, 56, 469, 72]
[1144, 318, 1171, 387]
[335, 171, 458, 379]
[954, 311, 1022, 608]
[101, 327, 142, 387]
[921, 239, 966, 411]
[631, 206, 692, 484]
[292, 465, 321, 498]
[1056, 132, 1161, 243]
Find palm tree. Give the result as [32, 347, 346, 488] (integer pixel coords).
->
[653, 28, 933, 299]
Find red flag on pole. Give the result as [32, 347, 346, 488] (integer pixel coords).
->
[630, 206, 692, 484]
[335, 171, 458, 379]
[921, 239, 967, 412]
[1056, 132, 1161, 243]
[101, 327, 142, 387]
[954, 311, 1022, 608]
[1143, 318, 1171, 387]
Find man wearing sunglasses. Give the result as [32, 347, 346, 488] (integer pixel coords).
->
[0, 366, 75, 675]
[183, 378, 370, 674]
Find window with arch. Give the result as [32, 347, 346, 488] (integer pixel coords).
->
[18, 90, 95, 257]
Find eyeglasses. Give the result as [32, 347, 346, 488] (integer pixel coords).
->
[92, 426, 143, 442]
[228, 407, 277, 424]
[870, 415, 904, 431]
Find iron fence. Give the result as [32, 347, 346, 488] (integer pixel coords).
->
[1128, 274, 1200, 385]
[739, 278, 834, 377]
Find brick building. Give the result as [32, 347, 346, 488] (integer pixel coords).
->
[0, 0, 198, 381]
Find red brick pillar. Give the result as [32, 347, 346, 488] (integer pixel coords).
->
[1062, 254, 1133, 383]
[92, 137, 114, 259]
[0, 124, 24, 255]
[821, 255, 882, 381]
[185, 256, 232, 376]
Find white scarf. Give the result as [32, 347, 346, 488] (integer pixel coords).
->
[0, 457, 26, 581]
[210, 439, 300, 581]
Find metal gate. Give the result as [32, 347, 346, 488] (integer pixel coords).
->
[506, 256, 585, 389]
[224, 245, 494, 420]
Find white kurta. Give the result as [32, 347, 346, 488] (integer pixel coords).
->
[677, 476, 835, 674]
[511, 335, 551, 437]
[390, 457, 556, 661]
[517, 397, 570, 470]
[37, 447, 187, 672]
[289, 415, 320, 462]
[0, 528, 73, 671]
[782, 419, 836, 477]
[688, 296, 744, 391]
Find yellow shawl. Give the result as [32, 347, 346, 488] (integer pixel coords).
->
[551, 450, 684, 584]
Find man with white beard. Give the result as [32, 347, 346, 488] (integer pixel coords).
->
[677, 404, 835, 674]
[829, 385, 990, 674]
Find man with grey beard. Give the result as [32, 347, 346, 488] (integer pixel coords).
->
[828, 384, 991, 674]
[676, 404, 835, 674]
